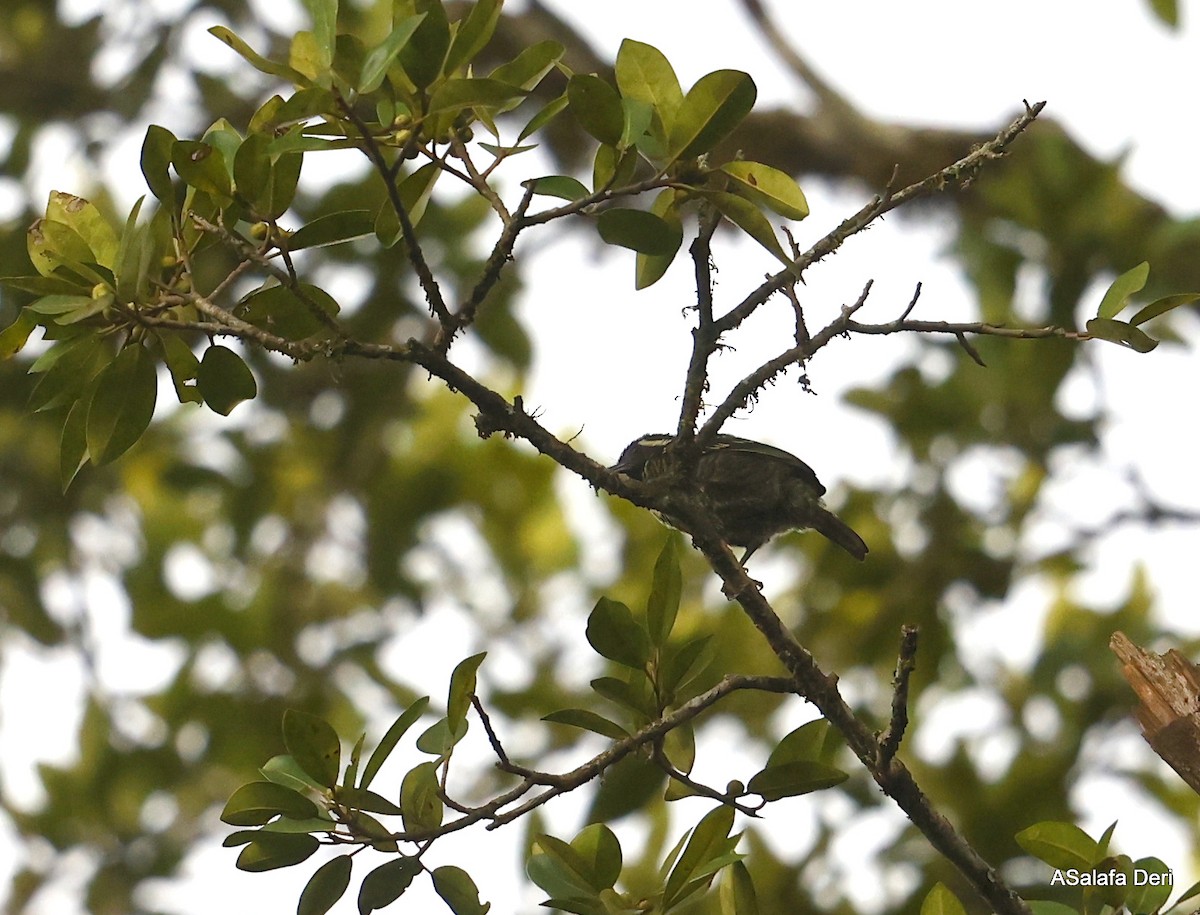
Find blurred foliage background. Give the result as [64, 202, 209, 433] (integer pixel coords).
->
[1, 0, 1198, 913]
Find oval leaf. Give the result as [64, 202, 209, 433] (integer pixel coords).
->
[298, 855, 352, 915]
[221, 780, 319, 826]
[586, 597, 651, 669]
[358, 858, 422, 914]
[615, 39, 683, 142]
[427, 77, 526, 115]
[197, 344, 257, 415]
[283, 709, 342, 788]
[746, 760, 847, 801]
[721, 161, 809, 220]
[360, 695, 430, 790]
[1015, 820, 1099, 870]
[86, 343, 157, 465]
[235, 832, 319, 872]
[1084, 317, 1158, 353]
[669, 69, 756, 161]
[358, 13, 425, 92]
[542, 708, 629, 740]
[431, 866, 489, 915]
[1096, 261, 1149, 319]
[522, 175, 590, 202]
[399, 761, 443, 832]
[568, 74, 624, 146]
[597, 208, 683, 256]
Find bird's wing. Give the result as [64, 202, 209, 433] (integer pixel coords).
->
[711, 435, 826, 495]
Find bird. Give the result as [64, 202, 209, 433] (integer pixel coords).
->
[611, 433, 868, 562]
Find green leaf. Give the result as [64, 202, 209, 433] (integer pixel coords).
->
[399, 761, 443, 832]
[426, 78, 526, 116]
[1014, 821, 1099, 870]
[1096, 261, 1150, 318]
[766, 720, 839, 767]
[221, 781, 320, 826]
[721, 161, 809, 220]
[47, 191, 120, 268]
[647, 535, 682, 647]
[1084, 317, 1158, 353]
[172, 141, 232, 202]
[398, 0, 450, 90]
[592, 143, 637, 193]
[85, 344, 157, 465]
[620, 98, 654, 152]
[236, 833, 320, 872]
[0, 309, 39, 360]
[517, 92, 569, 143]
[283, 709, 342, 788]
[141, 126, 178, 207]
[719, 861, 759, 915]
[0, 275, 87, 296]
[112, 196, 145, 304]
[334, 786, 403, 816]
[703, 189, 790, 265]
[1129, 291, 1200, 326]
[530, 834, 600, 896]
[746, 760, 847, 800]
[53, 294, 112, 325]
[586, 597, 651, 669]
[920, 883, 967, 915]
[300, 0, 337, 75]
[492, 39, 564, 94]
[26, 294, 95, 316]
[286, 211, 375, 251]
[261, 754, 327, 793]
[414, 716, 467, 756]
[37, 221, 97, 274]
[571, 824, 622, 891]
[431, 866, 489, 915]
[358, 13, 426, 93]
[669, 70, 756, 161]
[661, 635, 714, 695]
[444, 0, 501, 74]
[447, 651, 486, 732]
[60, 399, 89, 491]
[635, 189, 684, 290]
[615, 39, 683, 145]
[343, 733, 364, 789]
[568, 75, 624, 146]
[522, 175, 590, 202]
[209, 25, 311, 85]
[298, 855, 352, 915]
[234, 133, 273, 215]
[664, 806, 736, 907]
[197, 344, 257, 415]
[348, 810, 397, 852]
[358, 858, 421, 914]
[542, 709, 629, 740]
[590, 676, 654, 718]
[1124, 857, 1173, 914]
[597, 208, 683, 257]
[360, 696, 430, 790]
[28, 336, 109, 413]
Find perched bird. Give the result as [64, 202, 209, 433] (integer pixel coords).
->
[612, 433, 868, 562]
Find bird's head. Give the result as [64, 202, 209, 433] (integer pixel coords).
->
[610, 433, 674, 480]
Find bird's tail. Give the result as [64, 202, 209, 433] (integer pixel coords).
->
[812, 508, 868, 560]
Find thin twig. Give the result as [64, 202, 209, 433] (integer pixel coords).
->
[878, 626, 920, 767]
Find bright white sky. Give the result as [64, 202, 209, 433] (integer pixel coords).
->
[3, 0, 1200, 912]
